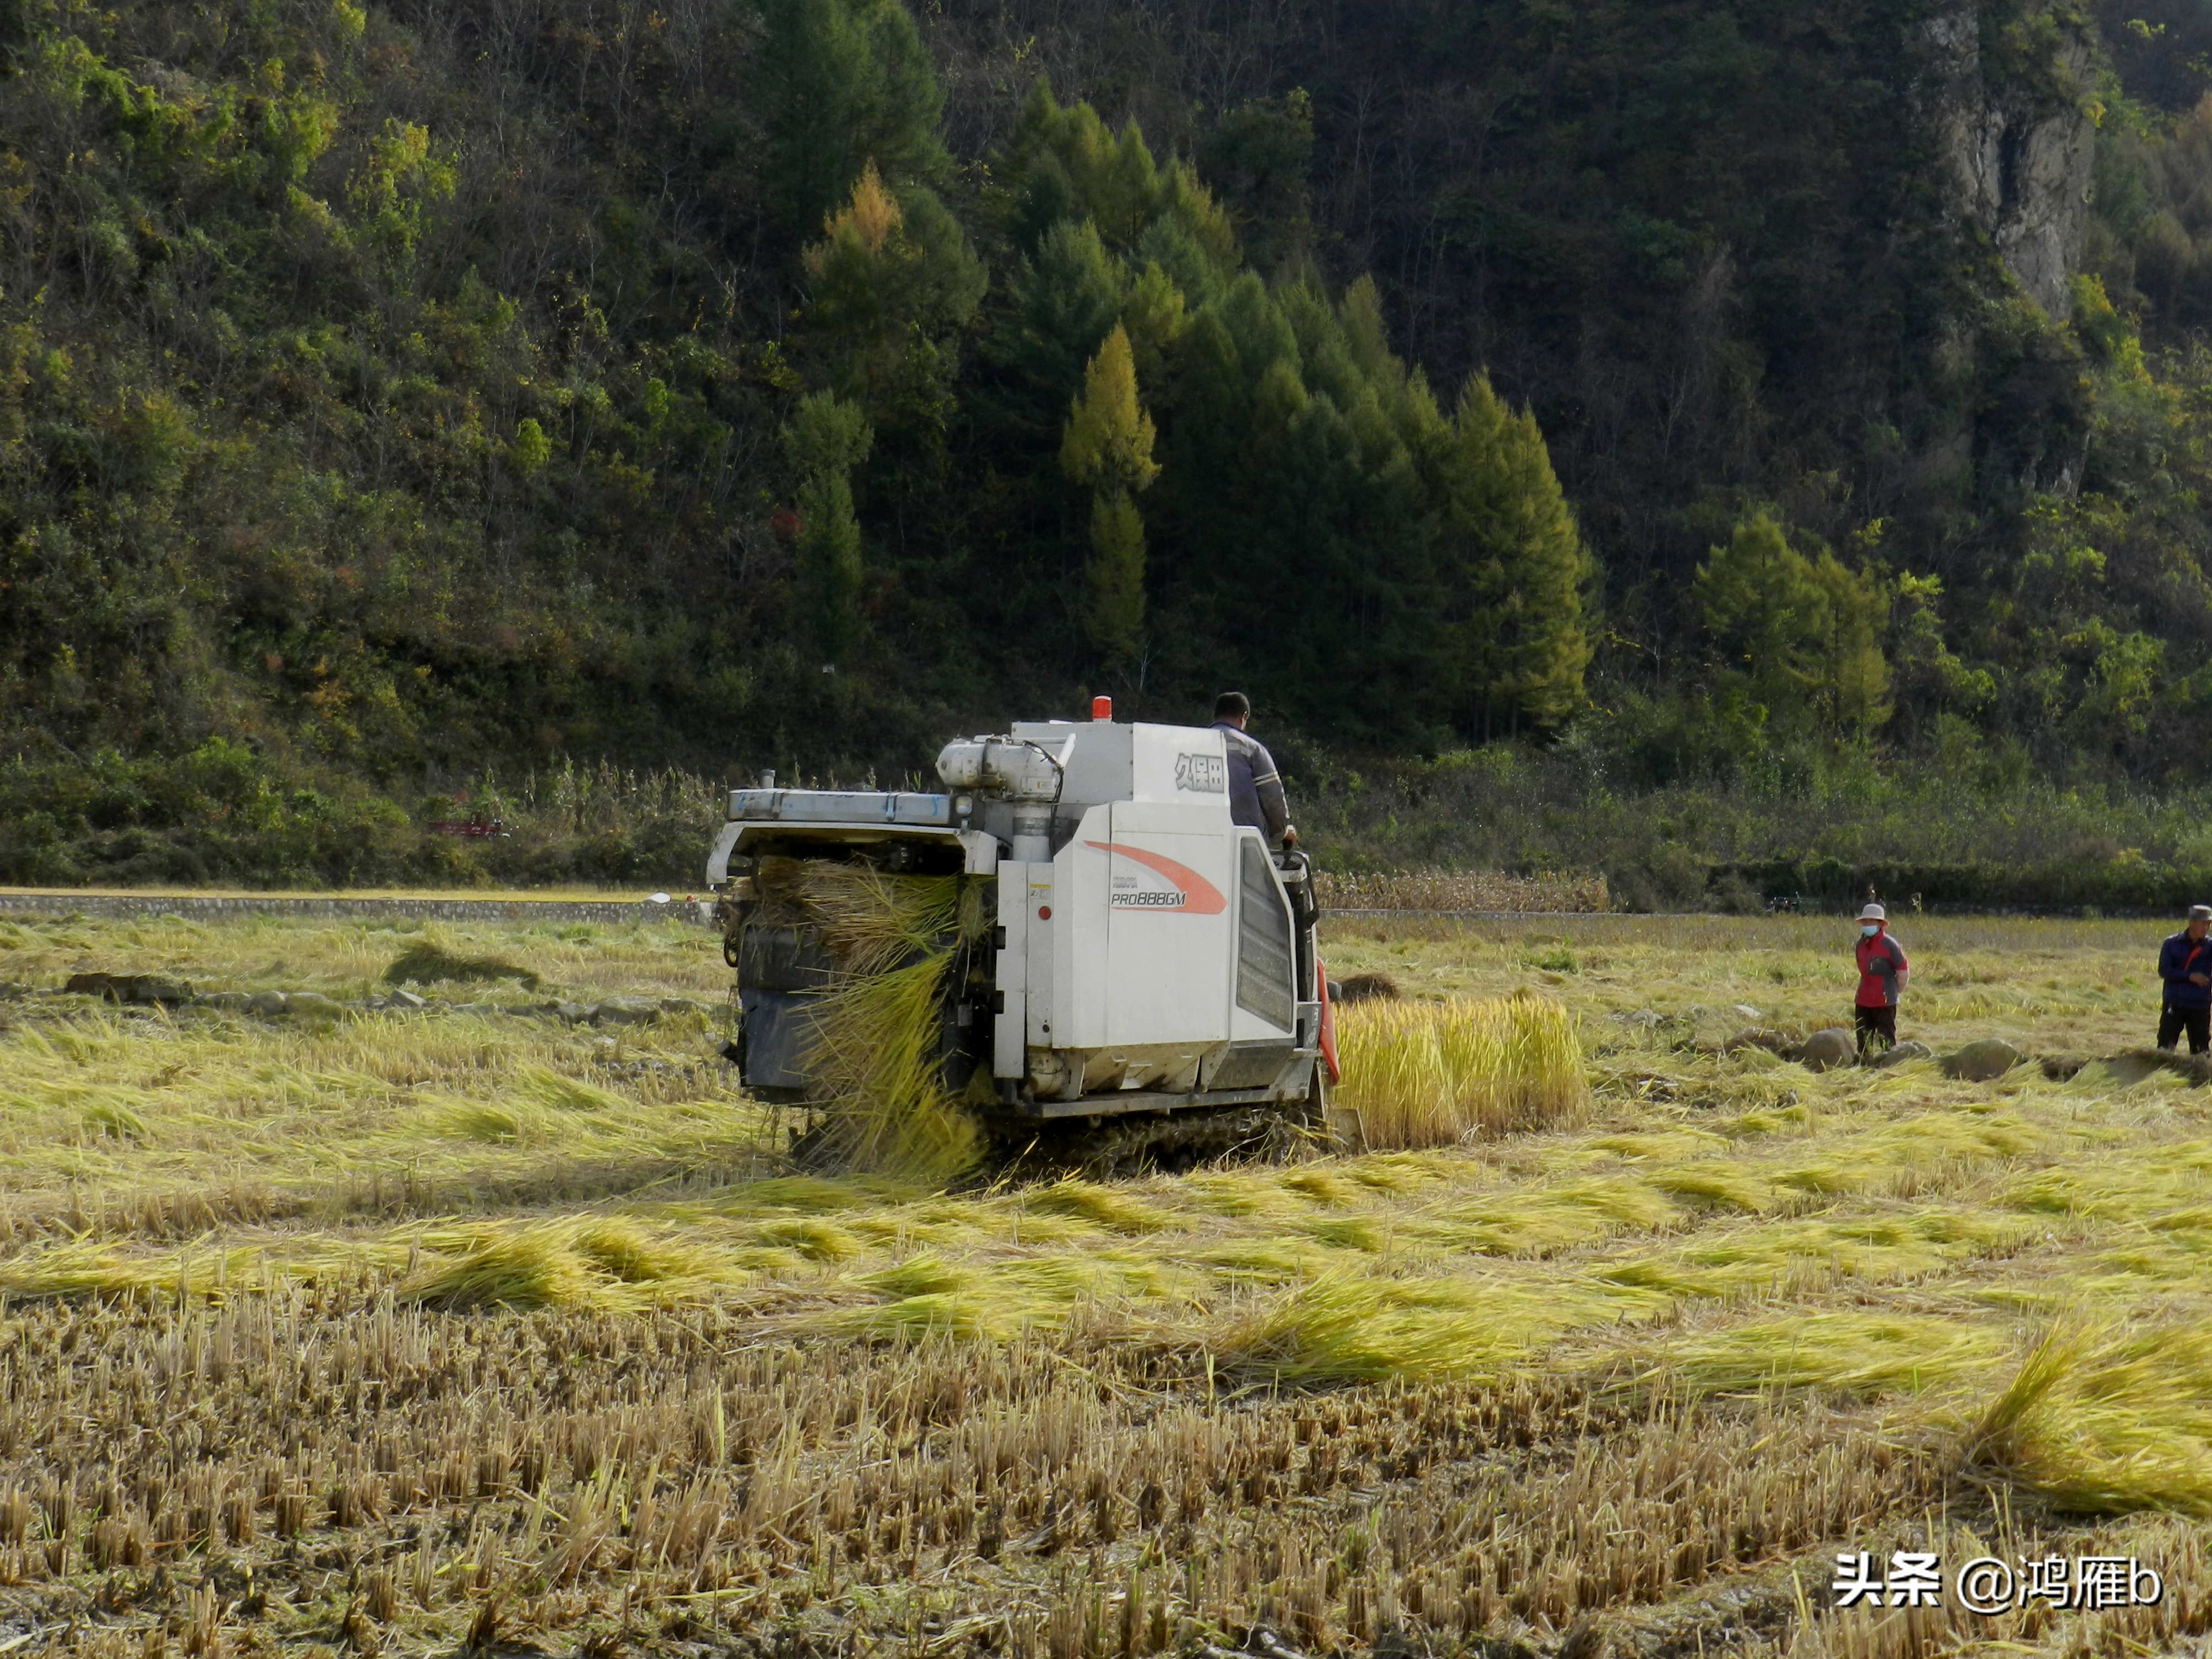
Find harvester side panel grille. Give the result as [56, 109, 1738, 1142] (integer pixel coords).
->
[1234, 839, 1295, 1032]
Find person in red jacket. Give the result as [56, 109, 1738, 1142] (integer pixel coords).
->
[1854, 902, 1908, 1057]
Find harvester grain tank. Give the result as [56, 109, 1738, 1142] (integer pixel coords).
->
[707, 702, 1336, 1160]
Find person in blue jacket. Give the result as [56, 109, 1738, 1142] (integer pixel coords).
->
[2157, 904, 2212, 1055]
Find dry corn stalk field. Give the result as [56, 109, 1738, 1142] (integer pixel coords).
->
[2, 910, 2212, 1657]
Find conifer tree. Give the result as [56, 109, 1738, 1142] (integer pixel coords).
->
[1061, 325, 1159, 495]
[1084, 492, 1149, 667]
[796, 469, 865, 669]
[802, 163, 985, 441]
[1696, 512, 1892, 738]
[755, 0, 950, 239]
[995, 78, 1237, 267]
[998, 220, 1128, 418]
[1695, 512, 1824, 722]
[805, 164, 985, 346]
[784, 393, 874, 670]
[1807, 550, 1893, 736]
[1430, 373, 1593, 733]
[1061, 326, 1159, 665]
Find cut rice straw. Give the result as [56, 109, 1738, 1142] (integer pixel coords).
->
[1966, 1319, 2212, 1516]
[1636, 1309, 2012, 1399]
[775, 860, 982, 1183]
[1207, 1269, 1623, 1383]
[400, 1216, 742, 1311]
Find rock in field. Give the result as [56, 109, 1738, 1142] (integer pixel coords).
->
[66, 972, 193, 1005]
[1940, 1039, 2025, 1082]
[1729, 1003, 1762, 1021]
[1333, 973, 1402, 1004]
[1793, 1028, 1858, 1072]
[2090, 1050, 2212, 1088]
[1869, 1040, 1933, 1069]
[591, 996, 662, 1026]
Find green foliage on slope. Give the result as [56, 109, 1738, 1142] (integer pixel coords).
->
[0, 0, 1601, 886]
[2, 0, 2212, 886]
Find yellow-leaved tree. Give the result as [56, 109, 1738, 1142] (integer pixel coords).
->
[1059, 324, 1159, 667]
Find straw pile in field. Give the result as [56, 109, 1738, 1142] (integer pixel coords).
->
[759, 859, 984, 1183]
[1332, 993, 1588, 1147]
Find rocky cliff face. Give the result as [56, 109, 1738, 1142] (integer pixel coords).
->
[1919, 4, 2096, 319]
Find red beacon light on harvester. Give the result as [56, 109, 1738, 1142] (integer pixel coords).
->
[1092, 695, 1113, 721]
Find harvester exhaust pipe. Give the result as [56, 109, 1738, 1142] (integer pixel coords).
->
[1011, 806, 1052, 863]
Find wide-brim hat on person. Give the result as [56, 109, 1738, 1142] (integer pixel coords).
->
[2192, 904, 2212, 921]
[1859, 903, 1886, 921]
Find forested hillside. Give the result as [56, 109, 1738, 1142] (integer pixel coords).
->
[6, 0, 2212, 894]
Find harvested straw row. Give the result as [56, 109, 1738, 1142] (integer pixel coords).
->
[1965, 1320, 2212, 1516]
[1332, 994, 1588, 1149]
[804, 956, 980, 1180]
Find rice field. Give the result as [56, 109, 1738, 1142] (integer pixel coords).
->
[1, 908, 2210, 1656]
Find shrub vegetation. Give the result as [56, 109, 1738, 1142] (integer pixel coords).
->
[5, 0, 2212, 894]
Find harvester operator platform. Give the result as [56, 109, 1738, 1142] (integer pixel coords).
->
[1211, 691, 1296, 850]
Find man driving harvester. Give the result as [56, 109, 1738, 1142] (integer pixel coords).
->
[1212, 692, 1296, 849]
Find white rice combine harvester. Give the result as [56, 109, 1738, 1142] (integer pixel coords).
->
[707, 699, 1341, 1168]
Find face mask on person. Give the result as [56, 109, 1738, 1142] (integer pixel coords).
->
[1861, 924, 1880, 938]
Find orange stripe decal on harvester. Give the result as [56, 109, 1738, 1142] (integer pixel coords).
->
[1082, 841, 1229, 915]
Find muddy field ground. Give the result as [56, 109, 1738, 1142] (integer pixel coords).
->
[0, 909, 2208, 1658]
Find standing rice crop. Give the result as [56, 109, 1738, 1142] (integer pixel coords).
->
[1333, 993, 1587, 1148]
